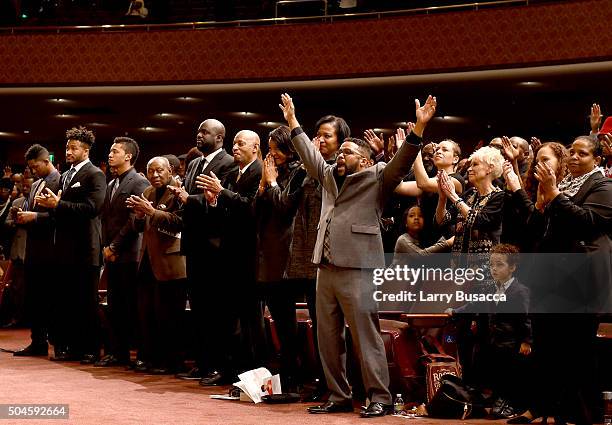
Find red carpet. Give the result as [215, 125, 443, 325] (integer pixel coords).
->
[0, 328, 545, 424]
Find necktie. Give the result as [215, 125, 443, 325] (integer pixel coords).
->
[322, 222, 332, 263]
[63, 168, 76, 191]
[110, 178, 119, 200]
[236, 171, 242, 183]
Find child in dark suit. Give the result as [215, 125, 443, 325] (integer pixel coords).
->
[482, 244, 532, 419]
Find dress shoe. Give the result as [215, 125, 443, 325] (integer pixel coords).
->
[13, 344, 48, 357]
[50, 349, 79, 361]
[507, 410, 544, 424]
[175, 367, 203, 380]
[80, 353, 99, 365]
[95, 354, 128, 367]
[132, 360, 151, 373]
[198, 371, 226, 386]
[307, 400, 353, 414]
[359, 401, 393, 418]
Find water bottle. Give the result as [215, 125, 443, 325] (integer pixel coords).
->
[604, 391, 612, 425]
[394, 393, 404, 415]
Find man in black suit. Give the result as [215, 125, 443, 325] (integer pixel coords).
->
[167, 119, 237, 382]
[96, 137, 150, 367]
[36, 126, 106, 363]
[12, 144, 61, 356]
[198, 129, 264, 384]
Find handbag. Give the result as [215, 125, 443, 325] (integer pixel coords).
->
[427, 374, 486, 419]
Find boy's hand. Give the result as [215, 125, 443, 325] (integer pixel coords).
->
[519, 342, 531, 356]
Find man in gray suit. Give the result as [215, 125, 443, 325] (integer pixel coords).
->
[280, 93, 437, 417]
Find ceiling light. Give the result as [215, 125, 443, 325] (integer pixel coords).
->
[50, 98, 68, 102]
[259, 121, 283, 128]
[56, 114, 76, 118]
[518, 81, 543, 87]
[176, 96, 199, 102]
[23, 130, 30, 134]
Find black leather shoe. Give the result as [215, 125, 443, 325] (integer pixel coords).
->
[307, 400, 353, 414]
[13, 344, 48, 357]
[95, 354, 128, 367]
[359, 402, 393, 418]
[198, 371, 226, 386]
[80, 353, 99, 365]
[133, 360, 151, 373]
[50, 349, 79, 361]
[175, 367, 202, 380]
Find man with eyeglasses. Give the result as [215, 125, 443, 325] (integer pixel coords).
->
[280, 92, 436, 418]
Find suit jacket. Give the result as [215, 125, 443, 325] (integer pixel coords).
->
[22, 171, 61, 265]
[180, 149, 237, 257]
[217, 160, 262, 281]
[488, 279, 532, 349]
[6, 197, 27, 261]
[101, 167, 150, 263]
[291, 127, 421, 269]
[54, 161, 106, 267]
[133, 178, 186, 282]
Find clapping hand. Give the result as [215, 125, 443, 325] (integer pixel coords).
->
[502, 161, 521, 192]
[35, 187, 62, 209]
[126, 194, 155, 218]
[437, 170, 456, 200]
[166, 185, 188, 204]
[501, 136, 520, 162]
[534, 161, 559, 205]
[196, 171, 223, 195]
[530, 136, 542, 152]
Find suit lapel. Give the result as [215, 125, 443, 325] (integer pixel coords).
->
[570, 173, 598, 204]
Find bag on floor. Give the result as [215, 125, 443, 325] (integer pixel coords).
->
[426, 374, 486, 419]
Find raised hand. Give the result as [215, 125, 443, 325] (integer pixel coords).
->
[363, 129, 384, 156]
[414, 95, 437, 125]
[412, 96, 436, 138]
[502, 161, 521, 192]
[395, 127, 406, 150]
[530, 136, 542, 152]
[196, 170, 222, 195]
[35, 187, 62, 209]
[501, 136, 520, 162]
[590, 103, 602, 133]
[279, 93, 299, 129]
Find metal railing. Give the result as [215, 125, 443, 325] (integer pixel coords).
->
[0, 0, 532, 34]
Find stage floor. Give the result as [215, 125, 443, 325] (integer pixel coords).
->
[0, 328, 548, 424]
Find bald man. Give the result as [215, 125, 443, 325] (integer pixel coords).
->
[198, 129, 264, 384]
[170, 119, 237, 382]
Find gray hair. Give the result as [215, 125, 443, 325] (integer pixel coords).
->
[147, 156, 171, 170]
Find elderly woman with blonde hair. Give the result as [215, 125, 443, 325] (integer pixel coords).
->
[436, 145, 505, 254]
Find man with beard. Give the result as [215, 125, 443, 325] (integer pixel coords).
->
[279, 93, 436, 417]
[36, 126, 106, 363]
[167, 119, 236, 382]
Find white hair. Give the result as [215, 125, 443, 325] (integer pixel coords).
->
[469, 146, 504, 178]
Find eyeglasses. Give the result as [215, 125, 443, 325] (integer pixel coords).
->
[339, 148, 364, 158]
